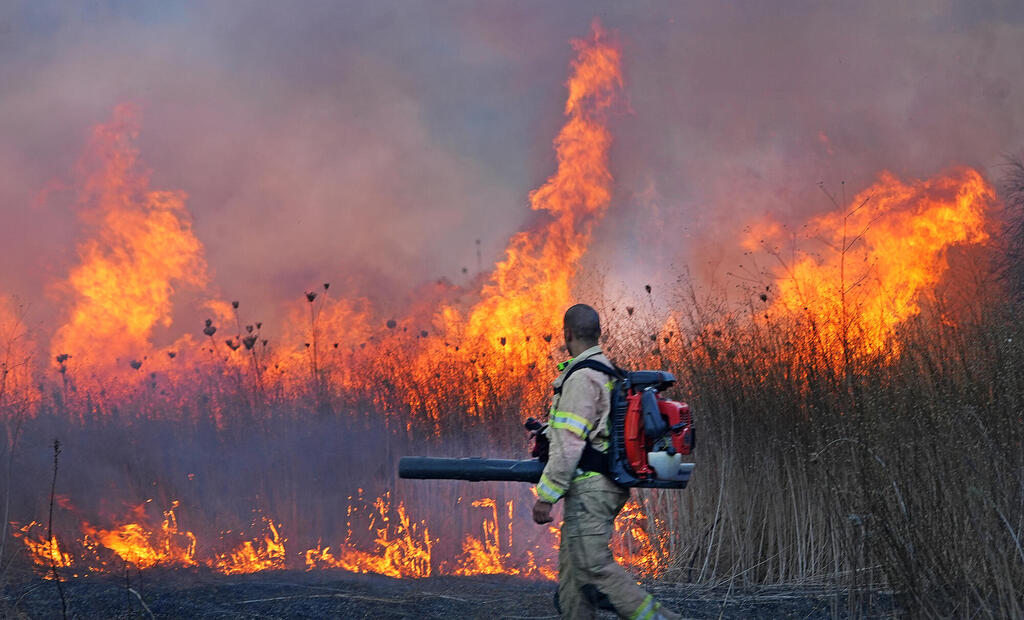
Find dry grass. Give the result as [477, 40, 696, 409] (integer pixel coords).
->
[4, 194, 1024, 618]
[10, 278, 1021, 617]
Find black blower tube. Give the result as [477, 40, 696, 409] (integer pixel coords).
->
[398, 457, 545, 483]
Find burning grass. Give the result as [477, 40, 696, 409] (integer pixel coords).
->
[6, 266, 1023, 616]
[1, 19, 1022, 620]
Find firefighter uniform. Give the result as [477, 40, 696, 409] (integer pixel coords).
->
[535, 346, 680, 620]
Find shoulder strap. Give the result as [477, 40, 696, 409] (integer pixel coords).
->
[554, 359, 624, 395]
[562, 358, 625, 470]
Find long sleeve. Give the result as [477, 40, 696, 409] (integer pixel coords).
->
[534, 371, 602, 504]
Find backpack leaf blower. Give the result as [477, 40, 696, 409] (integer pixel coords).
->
[399, 365, 695, 489]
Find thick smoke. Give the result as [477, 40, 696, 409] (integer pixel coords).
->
[1, 0, 1023, 337]
[2, 0, 1023, 581]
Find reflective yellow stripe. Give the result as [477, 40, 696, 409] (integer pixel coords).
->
[550, 411, 592, 438]
[550, 420, 588, 438]
[572, 470, 601, 482]
[556, 411, 592, 431]
[630, 595, 656, 620]
[536, 473, 565, 503]
[605, 380, 615, 391]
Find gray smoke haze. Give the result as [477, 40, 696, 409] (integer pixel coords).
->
[1, 0, 1022, 335]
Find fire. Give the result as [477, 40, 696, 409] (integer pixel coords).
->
[7, 22, 676, 587]
[33, 20, 625, 403]
[455, 21, 622, 364]
[50, 104, 209, 390]
[452, 498, 516, 576]
[613, 498, 667, 579]
[305, 492, 432, 578]
[270, 292, 374, 398]
[14, 522, 74, 572]
[749, 168, 995, 359]
[81, 502, 197, 570]
[209, 516, 287, 574]
[15, 488, 673, 581]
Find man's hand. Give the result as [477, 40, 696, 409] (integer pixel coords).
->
[532, 500, 553, 524]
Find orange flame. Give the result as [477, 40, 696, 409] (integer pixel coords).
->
[16, 490, 672, 581]
[50, 104, 209, 389]
[271, 294, 374, 396]
[208, 516, 287, 575]
[305, 492, 433, 578]
[749, 168, 995, 359]
[456, 21, 622, 364]
[80, 502, 197, 569]
[10, 23, 676, 584]
[452, 498, 516, 576]
[14, 522, 74, 573]
[613, 498, 667, 579]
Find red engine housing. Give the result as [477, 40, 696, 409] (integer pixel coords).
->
[623, 391, 693, 479]
[624, 392, 653, 476]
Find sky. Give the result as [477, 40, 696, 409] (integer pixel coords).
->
[2, 0, 1023, 334]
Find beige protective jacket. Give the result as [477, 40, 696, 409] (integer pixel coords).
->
[534, 346, 615, 504]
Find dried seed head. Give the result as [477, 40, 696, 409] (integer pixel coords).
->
[305, 291, 317, 303]
[386, 319, 397, 329]
[232, 300, 239, 309]
[130, 360, 143, 370]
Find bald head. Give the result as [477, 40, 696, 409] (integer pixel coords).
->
[563, 304, 601, 353]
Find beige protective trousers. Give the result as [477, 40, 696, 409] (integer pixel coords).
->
[558, 475, 680, 620]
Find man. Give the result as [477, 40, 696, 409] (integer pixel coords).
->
[533, 304, 680, 620]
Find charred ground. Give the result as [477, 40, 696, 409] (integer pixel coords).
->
[3, 569, 897, 619]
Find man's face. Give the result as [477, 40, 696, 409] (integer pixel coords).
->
[562, 326, 572, 352]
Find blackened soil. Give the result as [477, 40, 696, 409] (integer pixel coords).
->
[2, 569, 897, 619]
